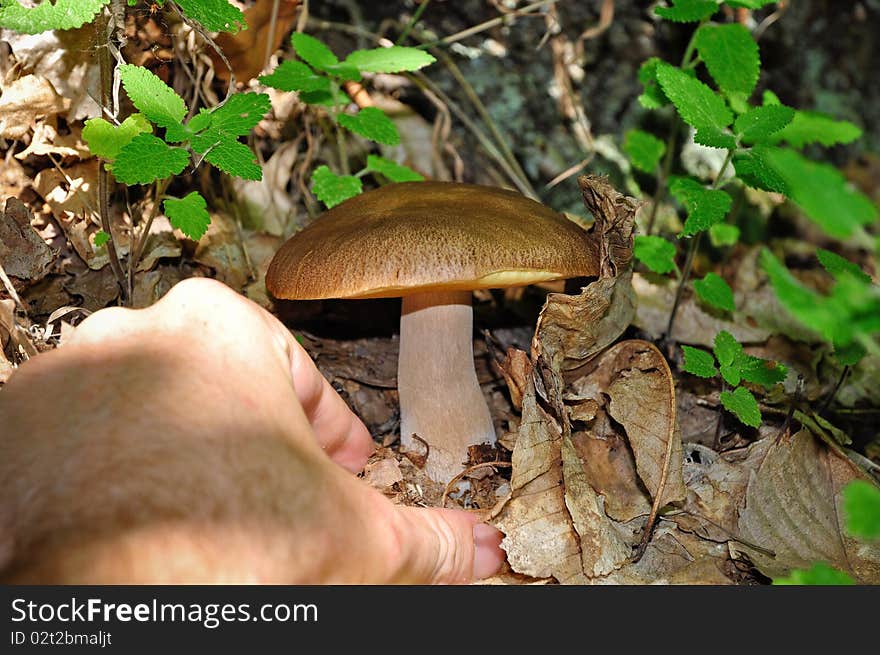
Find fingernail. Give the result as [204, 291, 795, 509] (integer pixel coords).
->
[472, 524, 505, 580]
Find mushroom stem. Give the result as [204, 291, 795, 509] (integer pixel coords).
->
[398, 290, 496, 483]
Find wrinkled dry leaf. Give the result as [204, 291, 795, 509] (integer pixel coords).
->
[62, 266, 119, 311]
[137, 229, 183, 272]
[242, 231, 284, 309]
[577, 175, 638, 278]
[737, 429, 880, 583]
[362, 457, 404, 491]
[233, 141, 300, 236]
[0, 74, 68, 139]
[193, 212, 249, 289]
[0, 197, 55, 282]
[0, 156, 29, 199]
[131, 266, 184, 309]
[0, 297, 37, 360]
[15, 119, 89, 160]
[498, 347, 530, 411]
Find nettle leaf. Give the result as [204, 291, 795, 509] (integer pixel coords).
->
[709, 223, 740, 247]
[291, 32, 338, 71]
[735, 104, 795, 144]
[817, 249, 872, 284]
[337, 107, 400, 145]
[713, 330, 742, 386]
[365, 155, 424, 182]
[0, 0, 107, 33]
[119, 64, 187, 130]
[654, 0, 719, 23]
[623, 129, 666, 173]
[83, 114, 151, 161]
[259, 60, 331, 93]
[311, 165, 362, 208]
[694, 24, 760, 103]
[774, 563, 855, 586]
[681, 345, 718, 378]
[694, 272, 735, 312]
[739, 355, 787, 388]
[634, 235, 677, 275]
[175, 0, 245, 34]
[111, 133, 189, 185]
[843, 480, 880, 540]
[655, 62, 734, 149]
[637, 58, 669, 110]
[344, 46, 436, 73]
[669, 176, 732, 236]
[774, 111, 862, 148]
[732, 145, 789, 195]
[720, 386, 762, 428]
[163, 191, 211, 241]
[201, 139, 262, 181]
[93, 230, 110, 248]
[208, 92, 271, 137]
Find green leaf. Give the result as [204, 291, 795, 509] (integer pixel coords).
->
[337, 107, 400, 145]
[739, 355, 787, 388]
[93, 230, 110, 248]
[732, 145, 789, 194]
[720, 386, 762, 428]
[835, 342, 866, 367]
[163, 191, 211, 241]
[344, 46, 436, 73]
[311, 165, 362, 208]
[734, 105, 795, 144]
[669, 176, 732, 236]
[365, 155, 424, 182]
[681, 346, 718, 378]
[259, 60, 332, 93]
[637, 58, 669, 110]
[714, 330, 742, 386]
[726, 1, 777, 8]
[119, 64, 187, 130]
[206, 92, 271, 137]
[694, 24, 760, 103]
[773, 562, 855, 586]
[709, 223, 740, 247]
[774, 111, 862, 148]
[655, 62, 735, 149]
[110, 133, 189, 185]
[762, 89, 781, 106]
[82, 114, 151, 161]
[694, 272, 735, 312]
[654, 0, 719, 22]
[0, 0, 107, 33]
[623, 129, 666, 173]
[201, 139, 262, 181]
[843, 480, 880, 540]
[175, 0, 245, 33]
[291, 32, 339, 71]
[634, 235, 677, 275]
[817, 249, 872, 284]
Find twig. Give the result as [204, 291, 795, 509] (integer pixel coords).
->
[417, 0, 558, 50]
[665, 509, 777, 558]
[127, 177, 171, 298]
[170, 3, 235, 103]
[396, 0, 431, 45]
[264, 0, 282, 72]
[441, 461, 512, 508]
[818, 366, 849, 417]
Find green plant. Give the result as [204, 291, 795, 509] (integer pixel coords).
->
[259, 32, 435, 207]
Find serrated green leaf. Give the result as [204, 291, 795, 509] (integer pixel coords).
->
[110, 133, 188, 185]
[732, 145, 789, 194]
[709, 223, 740, 247]
[669, 176, 732, 236]
[735, 104, 795, 144]
[773, 562, 855, 586]
[311, 165, 362, 208]
[694, 24, 760, 101]
[739, 355, 787, 388]
[694, 272, 735, 312]
[175, 0, 245, 33]
[762, 89, 781, 106]
[623, 129, 666, 173]
[344, 46, 436, 73]
[843, 480, 880, 540]
[714, 330, 742, 386]
[637, 58, 669, 110]
[299, 87, 344, 108]
[693, 126, 737, 150]
[681, 345, 718, 378]
[259, 60, 332, 93]
[291, 32, 338, 71]
[119, 64, 187, 130]
[654, 0, 718, 22]
[93, 230, 110, 248]
[656, 62, 734, 148]
[817, 249, 872, 284]
[322, 63, 361, 82]
[163, 191, 211, 240]
[365, 155, 424, 182]
[774, 111, 862, 148]
[207, 92, 271, 137]
[0, 0, 107, 33]
[337, 107, 400, 145]
[834, 342, 866, 367]
[201, 139, 262, 180]
[720, 386, 761, 427]
[82, 114, 151, 161]
[634, 235, 677, 275]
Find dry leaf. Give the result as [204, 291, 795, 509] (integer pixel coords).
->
[193, 212, 249, 289]
[0, 74, 68, 139]
[0, 197, 55, 282]
[362, 457, 404, 491]
[233, 141, 300, 236]
[14, 119, 90, 160]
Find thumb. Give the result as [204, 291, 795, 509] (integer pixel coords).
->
[391, 507, 505, 584]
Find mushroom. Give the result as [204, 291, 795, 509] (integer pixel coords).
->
[266, 182, 599, 483]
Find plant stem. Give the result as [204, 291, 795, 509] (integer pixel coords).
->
[396, 0, 431, 45]
[329, 83, 350, 175]
[645, 121, 678, 235]
[127, 177, 171, 298]
[818, 365, 850, 417]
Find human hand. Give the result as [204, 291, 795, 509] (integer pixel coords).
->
[0, 278, 505, 584]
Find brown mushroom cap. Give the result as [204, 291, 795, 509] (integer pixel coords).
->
[266, 181, 599, 299]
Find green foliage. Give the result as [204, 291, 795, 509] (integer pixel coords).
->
[365, 155, 425, 183]
[681, 345, 718, 378]
[311, 165, 362, 208]
[694, 272, 735, 312]
[93, 230, 110, 248]
[173, 0, 246, 33]
[773, 562, 855, 586]
[623, 129, 666, 173]
[337, 107, 401, 146]
[637, 58, 669, 110]
[0, 0, 107, 33]
[344, 46, 436, 73]
[734, 105, 794, 144]
[817, 249, 871, 284]
[843, 480, 880, 540]
[709, 223, 739, 247]
[82, 114, 151, 160]
[292, 32, 341, 71]
[163, 191, 211, 240]
[110, 134, 189, 185]
[713, 330, 742, 386]
[694, 23, 760, 109]
[774, 111, 862, 148]
[669, 176, 732, 236]
[655, 62, 735, 149]
[654, 0, 718, 23]
[258, 60, 331, 93]
[719, 386, 761, 428]
[119, 64, 187, 131]
[634, 235, 677, 275]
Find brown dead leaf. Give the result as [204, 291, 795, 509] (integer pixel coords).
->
[0, 197, 55, 282]
[131, 265, 184, 309]
[14, 119, 90, 160]
[362, 457, 404, 492]
[233, 141, 300, 236]
[62, 266, 119, 311]
[193, 212, 249, 289]
[0, 74, 68, 139]
[577, 174, 638, 278]
[498, 347, 530, 411]
[737, 429, 880, 583]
